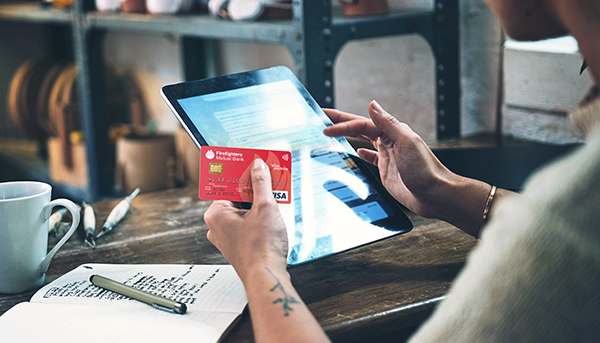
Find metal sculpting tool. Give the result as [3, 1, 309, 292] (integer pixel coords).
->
[48, 208, 68, 235]
[48, 204, 81, 236]
[82, 202, 96, 248]
[96, 188, 140, 239]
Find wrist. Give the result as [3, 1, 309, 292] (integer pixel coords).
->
[481, 185, 497, 226]
[419, 171, 466, 220]
[433, 174, 492, 236]
[235, 258, 289, 286]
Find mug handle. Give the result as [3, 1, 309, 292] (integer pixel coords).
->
[40, 199, 81, 274]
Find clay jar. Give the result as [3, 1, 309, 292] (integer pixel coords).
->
[115, 134, 175, 194]
[121, 0, 146, 13]
[339, 0, 389, 17]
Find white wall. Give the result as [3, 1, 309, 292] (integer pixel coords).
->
[334, 35, 436, 138]
[502, 37, 592, 144]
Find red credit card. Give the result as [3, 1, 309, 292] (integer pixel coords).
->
[199, 146, 292, 204]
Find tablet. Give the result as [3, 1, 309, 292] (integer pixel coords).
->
[161, 66, 412, 265]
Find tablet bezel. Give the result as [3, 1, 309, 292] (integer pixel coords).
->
[161, 66, 413, 265]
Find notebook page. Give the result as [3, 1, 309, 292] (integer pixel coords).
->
[31, 264, 247, 314]
[0, 302, 240, 343]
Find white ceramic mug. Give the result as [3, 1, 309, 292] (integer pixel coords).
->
[0, 181, 80, 294]
[95, 0, 122, 12]
[146, 0, 183, 14]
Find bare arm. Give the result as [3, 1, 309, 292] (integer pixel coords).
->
[323, 101, 516, 236]
[204, 159, 331, 343]
[241, 265, 329, 343]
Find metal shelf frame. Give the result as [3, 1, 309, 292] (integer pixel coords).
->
[0, 0, 460, 201]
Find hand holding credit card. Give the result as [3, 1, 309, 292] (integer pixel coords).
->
[199, 146, 292, 204]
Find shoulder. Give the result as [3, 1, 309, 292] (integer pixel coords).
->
[484, 132, 600, 259]
[516, 132, 600, 237]
[409, 136, 600, 342]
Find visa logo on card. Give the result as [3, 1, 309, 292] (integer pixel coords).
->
[199, 146, 292, 204]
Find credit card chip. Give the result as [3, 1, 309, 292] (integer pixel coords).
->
[209, 163, 224, 175]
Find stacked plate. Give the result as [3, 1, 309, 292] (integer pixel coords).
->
[7, 60, 79, 140]
[7, 59, 136, 142]
[7, 58, 142, 187]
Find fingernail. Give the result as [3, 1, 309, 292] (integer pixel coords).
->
[253, 158, 266, 169]
[371, 100, 383, 113]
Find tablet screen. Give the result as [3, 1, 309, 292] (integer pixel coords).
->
[162, 66, 412, 265]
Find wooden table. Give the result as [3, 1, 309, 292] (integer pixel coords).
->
[0, 186, 478, 342]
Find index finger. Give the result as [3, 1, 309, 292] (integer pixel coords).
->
[204, 200, 239, 228]
[323, 120, 382, 141]
[322, 108, 383, 140]
[323, 108, 365, 124]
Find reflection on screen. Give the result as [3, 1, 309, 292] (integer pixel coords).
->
[179, 81, 331, 151]
[178, 80, 398, 265]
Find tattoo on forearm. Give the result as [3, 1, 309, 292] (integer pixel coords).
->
[266, 268, 300, 317]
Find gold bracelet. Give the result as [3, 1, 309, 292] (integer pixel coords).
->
[482, 185, 497, 225]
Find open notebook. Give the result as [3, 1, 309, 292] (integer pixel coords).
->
[0, 264, 247, 343]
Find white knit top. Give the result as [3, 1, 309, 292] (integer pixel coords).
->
[409, 89, 600, 342]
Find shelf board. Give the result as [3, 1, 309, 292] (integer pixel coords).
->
[86, 12, 296, 44]
[0, 4, 434, 44]
[332, 8, 434, 42]
[333, 8, 433, 26]
[0, 3, 72, 25]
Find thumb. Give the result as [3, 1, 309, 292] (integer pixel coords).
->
[250, 158, 275, 205]
[368, 100, 410, 142]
